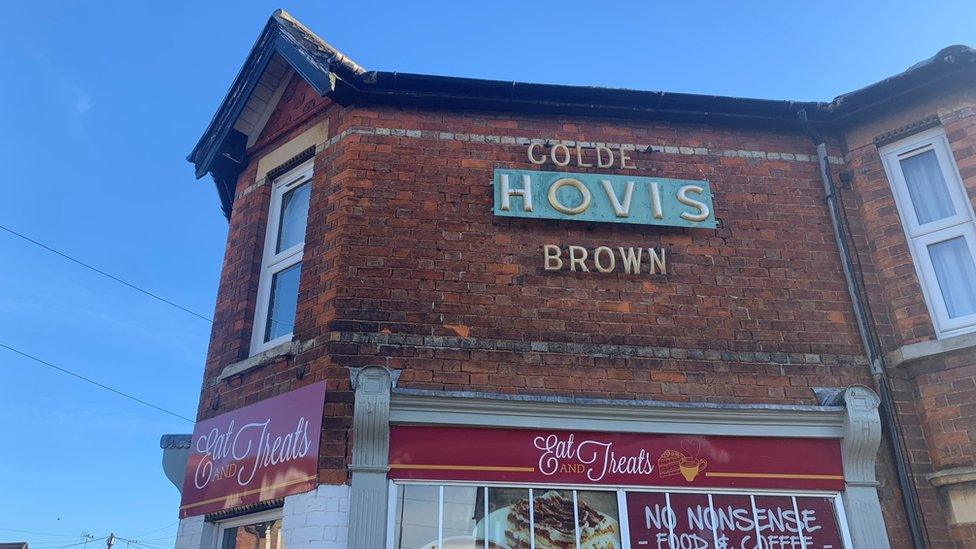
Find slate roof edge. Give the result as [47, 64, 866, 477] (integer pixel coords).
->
[187, 10, 976, 219]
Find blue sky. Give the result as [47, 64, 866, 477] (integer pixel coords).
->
[1, 0, 974, 544]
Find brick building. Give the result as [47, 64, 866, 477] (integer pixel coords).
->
[169, 10, 976, 549]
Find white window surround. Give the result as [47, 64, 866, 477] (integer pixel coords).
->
[880, 126, 976, 338]
[250, 161, 313, 356]
[214, 508, 283, 549]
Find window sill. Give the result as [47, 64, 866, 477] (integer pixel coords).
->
[927, 466, 976, 488]
[887, 330, 976, 368]
[216, 339, 312, 382]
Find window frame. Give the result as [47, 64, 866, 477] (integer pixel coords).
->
[250, 162, 313, 355]
[213, 508, 283, 549]
[880, 126, 976, 338]
[386, 480, 853, 549]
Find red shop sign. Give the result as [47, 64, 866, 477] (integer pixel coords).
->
[389, 426, 844, 491]
[179, 382, 326, 518]
[625, 492, 844, 549]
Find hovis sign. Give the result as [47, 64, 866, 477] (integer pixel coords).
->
[493, 169, 716, 229]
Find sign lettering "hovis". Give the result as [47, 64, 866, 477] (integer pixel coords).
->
[492, 169, 716, 229]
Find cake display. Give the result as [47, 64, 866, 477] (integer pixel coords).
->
[503, 491, 618, 549]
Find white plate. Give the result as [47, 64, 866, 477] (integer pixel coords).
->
[420, 536, 509, 549]
[473, 507, 517, 547]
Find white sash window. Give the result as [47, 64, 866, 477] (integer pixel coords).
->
[880, 127, 976, 337]
[251, 162, 312, 355]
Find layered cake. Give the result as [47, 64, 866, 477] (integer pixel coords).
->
[504, 490, 618, 549]
[657, 449, 685, 478]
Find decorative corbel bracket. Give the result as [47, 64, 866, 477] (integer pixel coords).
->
[839, 385, 890, 549]
[347, 366, 399, 549]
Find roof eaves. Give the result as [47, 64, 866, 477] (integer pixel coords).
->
[359, 71, 830, 127]
[826, 45, 976, 121]
[272, 9, 365, 78]
[186, 10, 349, 181]
[187, 11, 974, 221]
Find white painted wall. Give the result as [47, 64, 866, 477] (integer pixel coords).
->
[174, 515, 216, 549]
[281, 484, 351, 549]
[173, 484, 350, 549]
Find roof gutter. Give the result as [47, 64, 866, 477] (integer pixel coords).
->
[186, 13, 973, 219]
[825, 45, 976, 123]
[357, 71, 829, 128]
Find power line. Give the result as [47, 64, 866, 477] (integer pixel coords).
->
[46, 537, 107, 549]
[15, 536, 106, 549]
[0, 342, 194, 423]
[0, 527, 81, 538]
[23, 540, 102, 549]
[116, 539, 170, 548]
[131, 523, 178, 539]
[0, 224, 212, 323]
[115, 536, 174, 549]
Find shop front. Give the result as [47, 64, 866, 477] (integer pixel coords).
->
[345, 368, 891, 549]
[388, 426, 849, 549]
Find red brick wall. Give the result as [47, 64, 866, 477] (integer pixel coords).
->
[328, 108, 864, 356]
[913, 356, 976, 475]
[842, 96, 976, 547]
[844, 104, 976, 347]
[194, 76, 976, 544]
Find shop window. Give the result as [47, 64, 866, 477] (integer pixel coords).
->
[390, 483, 850, 549]
[250, 162, 312, 355]
[392, 484, 621, 549]
[880, 127, 976, 337]
[216, 510, 283, 549]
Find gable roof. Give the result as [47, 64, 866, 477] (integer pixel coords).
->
[188, 10, 363, 179]
[187, 10, 364, 217]
[189, 10, 976, 219]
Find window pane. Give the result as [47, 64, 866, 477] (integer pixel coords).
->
[220, 519, 282, 549]
[442, 486, 482, 546]
[276, 181, 311, 253]
[752, 496, 803, 544]
[900, 149, 956, 225]
[928, 236, 976, 318]
[659, 492, 710, 548]
[395, 485, 440, 549]
[525, 490, 577, 548]
[792, 496, 845, 549]
[480, 488, 529, 548]
[264, 262, 301, 342]
[575, 490, 621, 549]
[709, 493, 756, 549]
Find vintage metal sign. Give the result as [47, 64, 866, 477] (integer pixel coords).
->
[179, 382, 326, 518]
[389, 426, 844, 491]
[492, 169, 716, 229]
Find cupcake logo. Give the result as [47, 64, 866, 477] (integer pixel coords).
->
[657, 439, 708, 482]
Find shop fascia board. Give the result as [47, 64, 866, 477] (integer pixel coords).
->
[389, 388, 846, 439]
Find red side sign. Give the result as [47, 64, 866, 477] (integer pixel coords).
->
[180, 382, 326, 518]
[389, 426, 844, 491]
